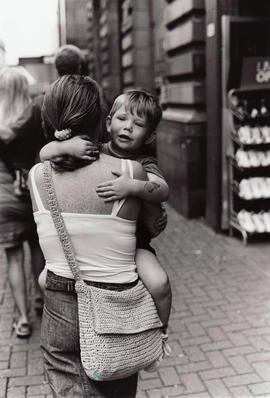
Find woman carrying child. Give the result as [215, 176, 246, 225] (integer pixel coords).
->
[29, 75, 170, 397]
[41, 88, 172, 332]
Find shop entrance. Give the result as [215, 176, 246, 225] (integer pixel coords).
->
[205, 0, 270, 233]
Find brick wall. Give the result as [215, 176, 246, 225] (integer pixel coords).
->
[65, 0, 89, 49]
[120, 0, 154, 91]
[86, 0, 122, 105]
[85, 0, 207, 218]
[157, 0, 206, 218]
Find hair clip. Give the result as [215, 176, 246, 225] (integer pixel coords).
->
[54, 128, 72, 141]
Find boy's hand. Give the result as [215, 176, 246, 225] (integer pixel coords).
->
[67, 135, 99, 161]
[96, 170, 134, 202]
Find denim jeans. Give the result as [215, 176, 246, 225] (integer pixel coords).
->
[41, 271, 138, 398]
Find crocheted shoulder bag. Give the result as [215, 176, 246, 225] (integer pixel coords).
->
[43, 161, 164, 381]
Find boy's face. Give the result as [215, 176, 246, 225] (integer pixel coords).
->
[107, 104, 149, 154]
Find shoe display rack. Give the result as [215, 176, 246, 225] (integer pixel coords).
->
[227, 87, 270, 244]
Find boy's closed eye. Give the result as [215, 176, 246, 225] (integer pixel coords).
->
[117, 115, 126, 121]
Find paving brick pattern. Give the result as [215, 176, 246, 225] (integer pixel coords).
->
[1, 205, 270, 397]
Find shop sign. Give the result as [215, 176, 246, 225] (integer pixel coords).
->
[241, 57, 270, 88]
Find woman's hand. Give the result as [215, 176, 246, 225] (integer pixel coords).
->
[96, 170, 134, 202]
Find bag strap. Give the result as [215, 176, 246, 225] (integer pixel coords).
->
[43, 161, 81, 281]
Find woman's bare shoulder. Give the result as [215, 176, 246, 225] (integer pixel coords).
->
[83, 154, 121, 176]
[28, 163, 44, 212]
[96, 155, 146, 181]
[95, 156, 146, 180]
[29, 163, 43, 186]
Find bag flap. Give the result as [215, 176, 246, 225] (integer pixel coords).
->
[90, 280, 162, 334]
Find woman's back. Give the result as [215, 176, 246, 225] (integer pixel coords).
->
[33, 153, 141, 219]
[30, 154, 145, 283]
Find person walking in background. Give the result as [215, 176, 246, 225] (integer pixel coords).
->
[0, 45, 92, 323]
[29, 74, 164, 397]
[0, 44, 86, 147]
[0, 66, 44, 337]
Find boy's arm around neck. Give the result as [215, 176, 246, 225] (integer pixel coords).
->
[40, 140, 70, 162]
[40, 136, 99, 162]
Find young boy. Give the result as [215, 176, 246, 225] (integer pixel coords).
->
[39, 89, 172, 331]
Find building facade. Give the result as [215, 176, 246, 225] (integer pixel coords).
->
[83, 0, 207, 220]
[64, 0, 270, 231]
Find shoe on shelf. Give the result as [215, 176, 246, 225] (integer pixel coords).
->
[251, 178, 262, 199]
[266, 151, 270, 166]
[239, 179, 253, 200]
[261, 126, 269, 143]
[257, 152, 265, 166]
[13, 319, 32, 338]
[251, 127, 263, 144]
[238, 125, 251, 144]
[248, 151, 260, 167]
[235, 149, 250, 168]
[237, 210, 256, 233]
[263, 212, 270, 233]
[252, 213, 265, 233]
[267, 127, 270, 143]
[266, 178, 270, 196]
[261, 126, 270, 143]
[260, 178, 269, 198]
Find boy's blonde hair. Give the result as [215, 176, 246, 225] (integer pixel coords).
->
[109, 89, 163, 134]
[0, 66, 30, 126]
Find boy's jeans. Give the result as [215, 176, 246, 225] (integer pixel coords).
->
[41, 270, 138, 397]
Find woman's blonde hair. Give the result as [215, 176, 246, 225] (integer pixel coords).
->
[0, 66, 30, 126]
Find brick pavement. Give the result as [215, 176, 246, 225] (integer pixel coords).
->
[1, 205, 270, 397]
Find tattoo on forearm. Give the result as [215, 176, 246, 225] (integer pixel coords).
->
[144, 182, 160, 193]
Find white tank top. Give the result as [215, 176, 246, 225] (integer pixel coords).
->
[29, 160, 138, 283]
